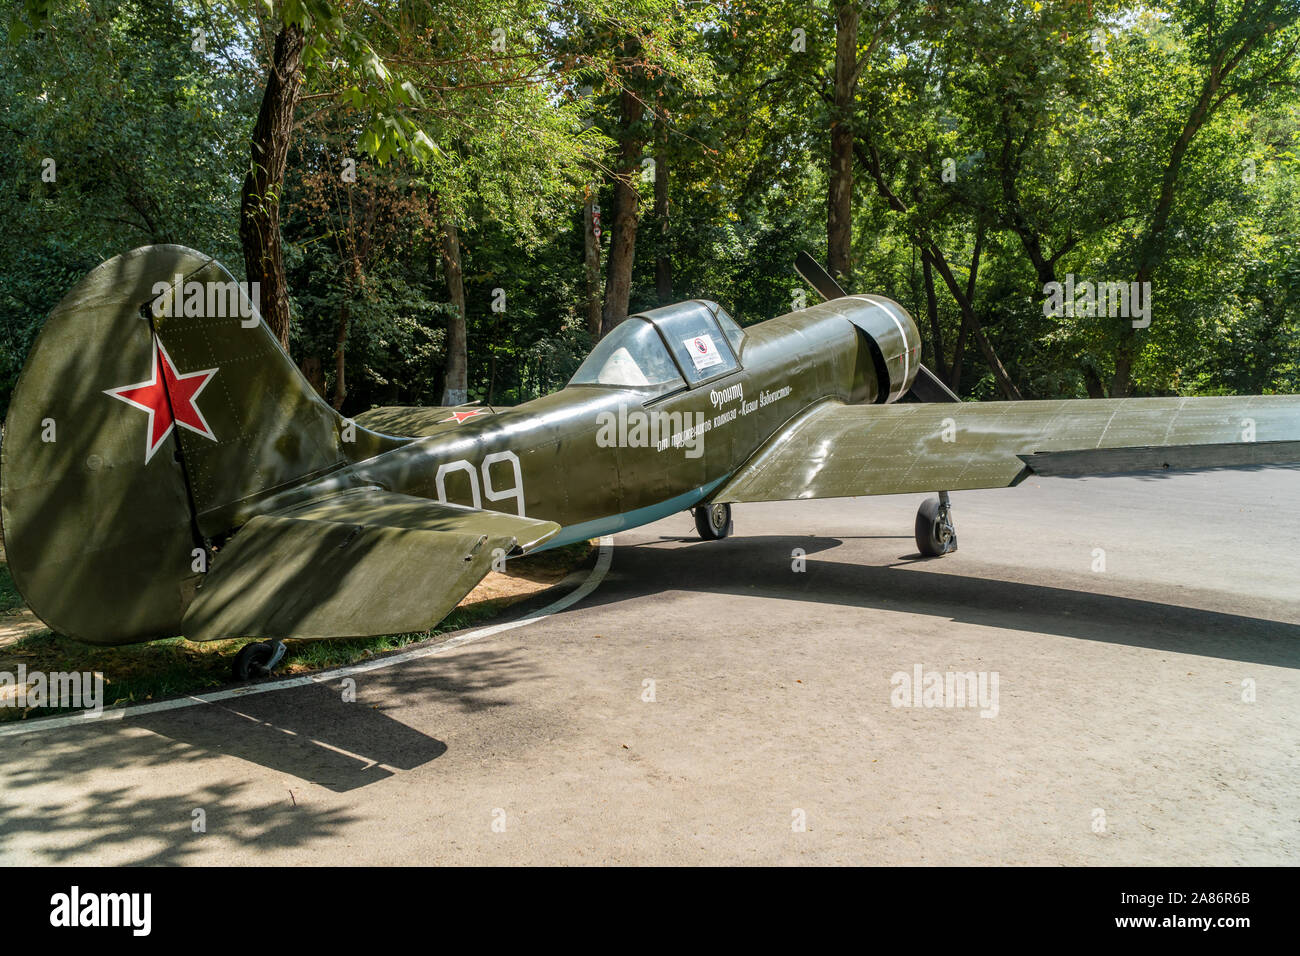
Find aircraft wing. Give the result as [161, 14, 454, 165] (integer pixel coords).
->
[713, 395, 1300, 503]
[181, 488, 560, 642]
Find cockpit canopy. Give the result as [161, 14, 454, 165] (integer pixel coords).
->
[569, 300, 745, 396]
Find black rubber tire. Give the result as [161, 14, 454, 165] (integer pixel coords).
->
[694, 502, 732, 540]
[914, 497, 954, 557]
[232, 641, 275, 681]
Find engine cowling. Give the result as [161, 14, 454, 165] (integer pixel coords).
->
[839, 295, 921, 403]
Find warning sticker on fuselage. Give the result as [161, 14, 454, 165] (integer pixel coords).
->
[684, 333, 724, 371]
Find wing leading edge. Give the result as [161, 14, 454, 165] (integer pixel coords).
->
[713, 395, 1300, 503]
[181, 489, 560, 642]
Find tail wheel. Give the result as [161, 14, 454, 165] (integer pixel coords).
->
[915, 496, 957, 557]
[694, 502, 732, 540]
[232, 640, 287, 681]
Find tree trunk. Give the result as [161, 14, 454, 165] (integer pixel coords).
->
[1083, 366, 1106, 399]
[331, 299, 349, 411]
[950, 311, 970, 393]
[583, 188, 602, 338]
[1109, 11, 1281, 396]
[929, 250, 1021, 400]
[654, 118, 672, 304]
[827, 2, 859, 286]
[239, 23, 306, 351]
[332, 246, 364, 412]
[921, 252, 947, 383]
[857, 139, 1019, 399]
[439, 219, 468, 406]
[948, 222, 984, 394]
[299, 355, 325, 396]
[601, 75, 645, 335]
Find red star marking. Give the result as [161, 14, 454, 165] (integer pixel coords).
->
[440, 408, 490, 424]
[105, 340, 218, 463]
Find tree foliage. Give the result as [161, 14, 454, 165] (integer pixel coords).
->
[3, 0, 1298, 421]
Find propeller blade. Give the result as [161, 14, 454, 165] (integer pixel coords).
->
[908, 364, 960, 403]
[794, 251, 848, 301]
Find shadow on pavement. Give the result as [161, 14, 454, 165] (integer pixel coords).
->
[586, 534, 1300, 670]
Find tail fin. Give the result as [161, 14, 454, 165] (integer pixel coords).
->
[1, 245, 395, 645]
[143, 248, 398, 531]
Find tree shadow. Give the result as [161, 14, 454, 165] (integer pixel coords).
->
[0, 644, 543, 863]
[0, 644, 548, 862]
[134, 646, 541, 788]
[0, 776, 359, 865]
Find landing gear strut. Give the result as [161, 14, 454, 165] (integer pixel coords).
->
[232, 639, 287, 681]
[915, 492, 957, 557]
[694, 502, 732, 540]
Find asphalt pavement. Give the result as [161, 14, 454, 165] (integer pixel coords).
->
[1, 467, 1296, 865]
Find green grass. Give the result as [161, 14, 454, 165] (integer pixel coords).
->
[0, 541, 593, 722]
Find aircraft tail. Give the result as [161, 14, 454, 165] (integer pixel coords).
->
[1, 245, 396, 644]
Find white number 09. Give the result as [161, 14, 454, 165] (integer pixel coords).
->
[435, 451, 525, 516]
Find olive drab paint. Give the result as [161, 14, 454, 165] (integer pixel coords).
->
[4, 245, 1300, 649]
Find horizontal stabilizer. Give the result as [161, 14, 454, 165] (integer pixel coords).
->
[271, 488, 559, 552]
[354, 404, 497, 437]
[181, 489, 559, 642]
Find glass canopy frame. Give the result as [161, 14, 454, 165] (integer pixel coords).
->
[568, 300, 746, 399]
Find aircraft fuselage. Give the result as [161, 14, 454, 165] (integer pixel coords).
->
[256, 303, 878, 549]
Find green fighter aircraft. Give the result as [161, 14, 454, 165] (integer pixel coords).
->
[4, 245, 1299, 678]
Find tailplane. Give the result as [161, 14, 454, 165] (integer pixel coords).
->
[1, 245, 397, 644]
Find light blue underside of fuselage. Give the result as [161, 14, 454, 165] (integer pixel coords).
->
[534, 476, 728, 552]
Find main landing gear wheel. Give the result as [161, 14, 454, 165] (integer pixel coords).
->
[232, 639, 287, 681]
[915, 493, 957, 557]
[694, 502, 732, 540]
